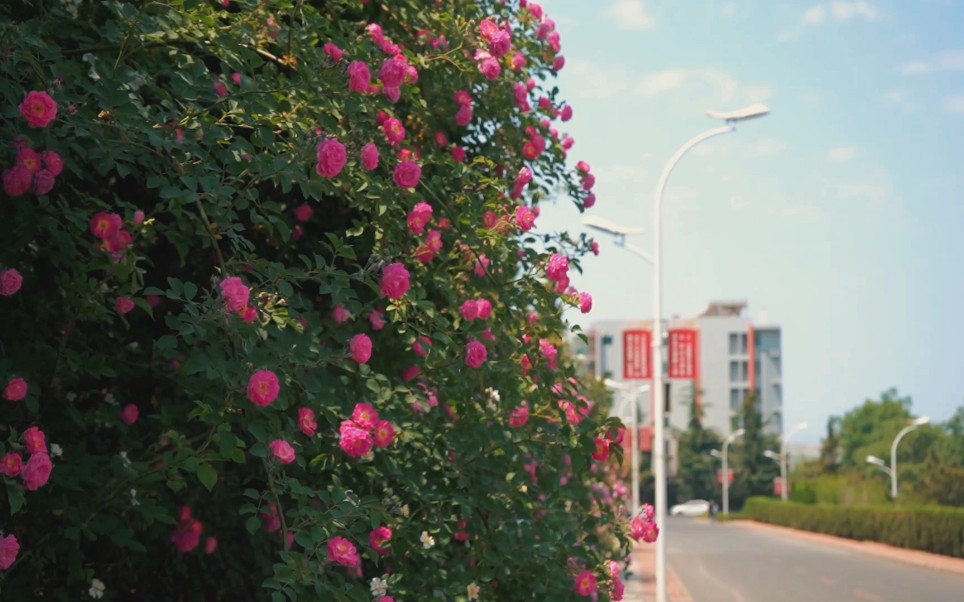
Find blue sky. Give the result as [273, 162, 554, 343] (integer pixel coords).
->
[534, 0, 964, 441]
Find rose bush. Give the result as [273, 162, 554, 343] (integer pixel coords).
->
[0, 0, 653, 599]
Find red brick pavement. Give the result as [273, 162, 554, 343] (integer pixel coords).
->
[622, 541, 693, 602]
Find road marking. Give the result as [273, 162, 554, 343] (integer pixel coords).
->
[697, 558, 748, 602]
[853, 589, 884, 602]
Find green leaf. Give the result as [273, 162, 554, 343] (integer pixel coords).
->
[197, 463, 217, 491]
[7, 485, 24, 515]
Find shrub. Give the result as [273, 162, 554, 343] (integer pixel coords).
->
[743, 497, 964, 558]
[0, 1, 639, 600]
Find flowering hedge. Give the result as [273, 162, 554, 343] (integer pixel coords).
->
[0, 1, 653, 600]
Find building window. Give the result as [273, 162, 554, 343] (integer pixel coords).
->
[729, 361, 739, 382]
[730, 388, 741, 409]
[728, 333, 739, 355]
[740, 333, 748, 354]
[740, 361, 748, 382]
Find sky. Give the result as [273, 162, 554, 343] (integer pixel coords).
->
[533, 0, 964, 442]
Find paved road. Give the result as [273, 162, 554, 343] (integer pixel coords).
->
[667, 518, 964, 602]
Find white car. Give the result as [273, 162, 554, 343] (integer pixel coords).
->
[670, 499, 710, 517]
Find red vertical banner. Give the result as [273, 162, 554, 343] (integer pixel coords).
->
[773, 477, 784, 497]
[668, 329, 699, 379]
[747, 325, 756, 392]
[622, 330, 651, 380]
[639, 427, 653, 453]
[716, 469, 735, 485]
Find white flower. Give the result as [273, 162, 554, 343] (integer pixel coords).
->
[119, 451, 131, 467]
[420, 530, 435, 549]
[401, 504, 410, 518]
[65, 392, 77, 402]
[88, 578, 106, 599]
[467, 582, 481, 600]
[104, 392, 116, 405]
[130, 489, 140, 507]
[50, 443, 63, 458]
[369, 577, 388, 597]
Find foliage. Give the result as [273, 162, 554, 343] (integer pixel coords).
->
[742, 497, 964, 559]
[0, 1, 638, 600]
[674, 388, 722, 503]
[728, 391, 779, 508]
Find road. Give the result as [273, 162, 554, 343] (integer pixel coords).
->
[667, 518, 964, 602]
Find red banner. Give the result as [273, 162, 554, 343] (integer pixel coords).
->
[747, 325, 756, 392]
[639, 427, 653, 453]
[623, 330, 651, 380]
[668, 329, 699, 379]
[716, 469, 734, 485]
[774, 477, 786, 497]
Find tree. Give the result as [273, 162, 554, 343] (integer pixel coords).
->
[730, 391, 780, 507]
[674, 386, 722, 503]
[838, 388, 913, 468]
[817, 415, 841, 474]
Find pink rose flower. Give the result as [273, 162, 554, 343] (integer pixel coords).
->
[2, 166, 32, 197]
[546, 254, 569, 282]
[381, 117, 406, 147]
[406, 202, 433, 235]
[171, 516, 203, 553]
[120, 403, 139, 426]
[219, 276, 250, 313]
[455, 104, 473, 126]
[269, 439, 296, 464]
[293, 203, 313, 222]
[316, 138, 347, 178]
[401, 365, 420, 382]
[489, 30, 511, 58]
[17, 149, 42, 172]
[465, 340, 487, 369]
[561, 105, 573, 122]
[579, 292, 592, 313]
[332, 303, 352, 324]
[115, 296, 135, 315]
[380, 262, 410, 300]
[90, 212, 122, 240]
[373, 419, 395, 448]
[0, 269, 23, 296]
[412, 335, 432, 358]
[476, 299, 493, 320]
[515, 206, 535, 231]
[205, 536, 218, 554]
[368, 308, 386, 330]
[352, 403, 379, 429]
[349, 333, 373, 364]
[20, 91, 58, 128]
[347, 61, 372, 93]
[509, 405, 529, 428]
[574, 570, 597, 597]
[361, 142, 380, 170]
[553, 55, 566, 72]
[247, 370, 280, 407]
[370, 525, 392, 556]
[327, 536, 360, 567]
[23, 426, 45, 454]
[592, 438, 610, 462]
[2, 453, 23, 478]
[584, 193, 596, 209]
[631, 516, 659, 543]
[394, 160, 421, 189]
[460, 299, 479, 321]
[339, 421, 373, 458]
[298, 407, 317, 437]
[323, 42, 344, 63]
[452, 146, 466, 163]
[22, 452, 52, 491]
[133, 210, 145, 225]
[379, 56, 408, 88]
[0, 534, 19, 571]
[512, 53, 527, 72]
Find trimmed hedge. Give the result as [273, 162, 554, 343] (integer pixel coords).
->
[743, 497, 964, 558]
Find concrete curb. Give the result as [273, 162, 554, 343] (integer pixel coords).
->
[734, 520, 964, 577]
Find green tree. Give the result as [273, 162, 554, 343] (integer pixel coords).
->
[838, 388, 913, 468]
[730, 391, 780, 507]
[674, 386, 722, 503]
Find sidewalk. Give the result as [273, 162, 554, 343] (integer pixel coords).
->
[622, 541, 693, 602]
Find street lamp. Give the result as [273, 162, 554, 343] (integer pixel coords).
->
[866, 454, 894, 483]
[780, 422, 808, 501]
[722, 428, 744, 516]
[604, 379, 651, 517]
[880, 416, 930, 499]
[583, 103, 769, 602]
[763, 450, 781, 463]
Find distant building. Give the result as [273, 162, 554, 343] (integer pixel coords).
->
[586, 300, 783, 439]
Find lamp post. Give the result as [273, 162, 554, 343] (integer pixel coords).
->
[868, 416, 930, 499]
[604, 379, 651, 517]
[780, 422, 808, 501]
[722, 428, 744, 515]
[583, 103, 769, 602]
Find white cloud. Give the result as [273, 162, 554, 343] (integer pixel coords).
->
[605, 0, 656, 30]
[729, 195, 750, 210]
[802, 6, 826, 24]
[830, 1, 879, 21]
[753, 138, 789, 156]
[943, 95, 964, 114]
[636, 69, 686, 96]
[634, 68, 769, 106]
[721, 2, 737, 17]
[828, 146, 857, 162]
[898, 50, 964, 75]
[566, 59, 629, 100]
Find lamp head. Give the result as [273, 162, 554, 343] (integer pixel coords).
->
[705, 103, 770, 123]
[582, 215, 646, 237]
[866, 455, 886, 467]
[912, 416, 930, 426]
[763, 450, 780, 460]
[709, 449, 721, 458]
